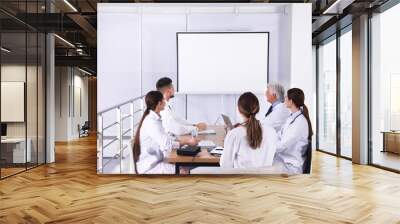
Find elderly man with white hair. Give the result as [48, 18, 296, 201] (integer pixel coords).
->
[263, 83, 290, 132]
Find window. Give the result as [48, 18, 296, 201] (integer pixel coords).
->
[0, 2, 47, 179]
[317, 37, 337, 154]
[370, 3, 400, 171]
[339, 29, 352, 158]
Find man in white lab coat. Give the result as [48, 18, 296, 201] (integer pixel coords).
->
[156, 77, 207, 135]
[263, 83, 290, 132]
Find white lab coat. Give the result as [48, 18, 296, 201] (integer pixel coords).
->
[135, 110, 178, 174]
[160, 100, 197, 136]
[262, 102, 290, 132]
[273, 110, 309, 174]
[220, 123, 278, 169]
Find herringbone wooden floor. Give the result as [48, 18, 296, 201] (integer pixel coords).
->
[1, 136, 400, 224]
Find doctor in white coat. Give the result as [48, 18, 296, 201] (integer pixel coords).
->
[156, 77, 207, 135]
[272, 88, 313, 174]
[132, 91, 199, 174]
[220, 92, 278, 169]
[263, 83, 290, 132]
[192, 89, 312, 175]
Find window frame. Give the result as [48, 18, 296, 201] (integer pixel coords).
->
[315, 24, 353, 161]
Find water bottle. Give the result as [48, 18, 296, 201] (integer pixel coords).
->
[191, 128, 198, 138]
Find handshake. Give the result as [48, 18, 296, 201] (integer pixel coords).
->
[178, 122, 207, 146]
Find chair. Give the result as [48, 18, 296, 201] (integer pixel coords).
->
[302, 141, 312, 174]
[78, 121, 90, 138]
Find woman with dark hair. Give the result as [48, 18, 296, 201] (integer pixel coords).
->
[273, 88, 313, 174]
[132, 91, 198, 174]
[220, 92, 278, 168]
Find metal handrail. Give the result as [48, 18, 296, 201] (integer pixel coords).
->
[100, 143, 130, 171]
[122, 114, 132, 121]
[132, 109, 142, 114]
[122, 128, 132, 136]
[98, 96, 143, 115]
[97, 95, 145, 174]
[103, 136, 119, 149]
[103, 121, 119, 131]
[121, 109, 142, 121]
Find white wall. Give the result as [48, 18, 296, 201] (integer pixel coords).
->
[55, 67, 68, 141]
[55, 67, 89, 141]
[1, 64, 46, 163]
[98, 3, 312, 125]
[72, 74, 89, 138]
[287, 4, 315, 148]
[97, 10, 142, 113]
[1, 65, 40, 138]
[311, 45, 317, 149]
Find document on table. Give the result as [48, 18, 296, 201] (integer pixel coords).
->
[210, 147, 224, 155]
[198, 140, 216, 148]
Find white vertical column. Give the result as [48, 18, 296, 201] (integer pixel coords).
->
[289, 3, 315, 148]
[117, 107, 122, 174]
[352, 14, 369, 164]
[46, 32, 55, 163]
[129, 101, 134, 174]
[45, 0, 56, 163]
[97, 115, 103, 173]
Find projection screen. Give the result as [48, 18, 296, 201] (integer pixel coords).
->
[177, 32, 269, 94]
[1, 82, 25, 122]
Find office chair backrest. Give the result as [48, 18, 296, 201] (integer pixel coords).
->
[82, 121, 90, 129]
[302, 141, 312, 174]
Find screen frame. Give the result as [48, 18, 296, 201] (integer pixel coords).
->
[176, 31, 270, 93]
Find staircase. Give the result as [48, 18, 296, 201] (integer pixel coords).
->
[97, 96, 145, 174]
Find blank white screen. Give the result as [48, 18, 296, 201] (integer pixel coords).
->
[1, 82, 25, 122]
[177, 32, 269, 93]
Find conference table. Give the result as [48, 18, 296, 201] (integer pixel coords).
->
[166, 125, 225, 175]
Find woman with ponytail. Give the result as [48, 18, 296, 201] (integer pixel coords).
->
[132, 91, 198, 174]
[220, 92, 278, 169]
[272, 88, 313, 174]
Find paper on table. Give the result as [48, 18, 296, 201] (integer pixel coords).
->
[198, 140, 216, 148]
[210, 147, 223, 155]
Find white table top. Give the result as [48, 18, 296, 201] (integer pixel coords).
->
[1, 138, 29, 143]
